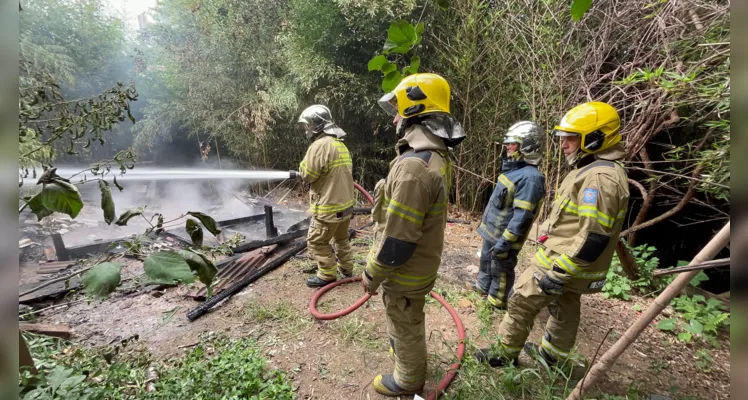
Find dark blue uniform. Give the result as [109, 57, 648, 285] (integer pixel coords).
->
[476, 161, 545, 307]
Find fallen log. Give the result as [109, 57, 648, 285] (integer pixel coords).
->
[19, 323, 73, 339]
[232, 229, 308, 253]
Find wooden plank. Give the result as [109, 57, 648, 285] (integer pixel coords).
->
[19, 323, 73, 339]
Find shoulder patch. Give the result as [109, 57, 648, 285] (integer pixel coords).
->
[582, 188, 598, 204]
[399, 150, 433, 165]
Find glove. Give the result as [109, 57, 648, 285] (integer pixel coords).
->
[361, 271, 379, 295]
[535, 272, 564, 296]
[491, 239, 511, 259]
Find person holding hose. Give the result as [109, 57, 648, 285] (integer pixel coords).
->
[468, 121, 546, 309]
[362, 73, 466, 396]
[476, 101, 629, 367]
[295, 105, 356, 288]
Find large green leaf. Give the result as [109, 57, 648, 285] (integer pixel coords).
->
[684, 319, 704, 335]
[187, 211, 221, 235]
[186, 218, 204, 247]
[99, 180, 115, 225]
[40, 181, 83, 219]
[409, 56, 421, 74]
[115, 207, 144, 226]
[387, 20, 416, 46]
[143, 251, 195, 285]
[689, 271, 709, 286]
[82, 262, 123, 299]
[571, 0, 593, 22]
[367, 55, 388, 71]
[382, 70, 403, 92]
[656, 318, 677, 331]
[381, 62, 396, 74]
[25, 193, 52, 220]
[179, 249, 217, 288]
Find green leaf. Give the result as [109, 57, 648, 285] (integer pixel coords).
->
[26, 193, 52, 220]
[143, 251, 195, 285]
[435, 0, 450, 10]
[689, 271, 709, 286]
[381, 62, 396, 74]
[387, 20, 416, 46]
[657, 318, 677, 331]
[570, 0, 593, 21]
[115, 207, 144, 226]
[415, 22, 424, 36]
[82, 262, 123, 299]
[186, 218, 204, 247]
[684, 319, 704, 334]
[367, 55, 388, 71]
[677, 332, 692, 342]
[382, 70, 403, 92]
[99, 180, 115, 225]
[179, 249, 217, 288]
[40, 181, 83, 219]
[187, 211, 221, 235]
[409, 56, 421, 74]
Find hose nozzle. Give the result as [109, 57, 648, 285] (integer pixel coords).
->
[289, 170, 300, 179]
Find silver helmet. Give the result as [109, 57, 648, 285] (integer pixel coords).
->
[298, 105, 346, 139]
[499, 121, 544, 166]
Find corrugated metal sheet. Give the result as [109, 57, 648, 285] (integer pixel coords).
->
[188, 245, 277, 300]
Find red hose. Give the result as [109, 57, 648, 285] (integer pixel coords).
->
[354, 182, 374, 206]
[308, 276, 466, 399]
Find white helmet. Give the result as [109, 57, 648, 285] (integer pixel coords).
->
[298, 105, 346, 140]
[499, 121, 544, 166]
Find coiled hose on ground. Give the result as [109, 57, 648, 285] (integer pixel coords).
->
[307, 182, 466, 400]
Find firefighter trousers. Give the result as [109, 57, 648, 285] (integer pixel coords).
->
[476, 239, 519, 308]
[497, 263, 582, 361]
[307, 216, 354, 281]
[384, 291, 427, 391]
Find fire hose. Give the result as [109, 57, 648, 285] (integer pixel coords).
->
[306, 182, 467, 400]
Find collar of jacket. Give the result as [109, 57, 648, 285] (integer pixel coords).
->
[575, 142, 625, 167]
[396, 124, 447, 156]
[501, 159, 527, 172]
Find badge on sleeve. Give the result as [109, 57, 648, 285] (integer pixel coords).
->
[582, 188, 598, 205]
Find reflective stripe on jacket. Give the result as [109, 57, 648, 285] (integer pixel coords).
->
[537, 146, 629, 293]
[299, 135, 355, 221]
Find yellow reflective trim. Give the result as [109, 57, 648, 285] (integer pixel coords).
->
[617, 209, 627, 219]
[513, 199, 536, 211]
[511, 242, 524, 250]
[428, 201, 446, 215]
[366, 260, 391, 278]
[388, 272, 437, 287]
[498, 174, 515, 190]
[311, 199, 355, 211]
[501, 343, 522, 354]
[536, 248, 552, 268]
[541, 337, 569, 359]
[387, 207, 422, 224]
[478, 222, 500, 242]
[502, 229, 518, 242]
[389, 199, 425, 217]
[299, 161, 320, 178]
[557, 254, 582, 275]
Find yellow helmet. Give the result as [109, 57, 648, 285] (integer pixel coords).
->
[554, 101, 621, 154]
[377, 73, 451, 118]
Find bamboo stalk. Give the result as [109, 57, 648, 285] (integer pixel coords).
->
[652, 258, 730, 277]
[566, 221, 730, 400]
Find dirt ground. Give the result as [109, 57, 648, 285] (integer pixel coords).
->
[25, 214, 730, 399]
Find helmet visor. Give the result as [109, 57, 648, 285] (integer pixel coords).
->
[377, 93, 399, 117]
[553, 129, 579, 137]
[503, 136, 522, 144]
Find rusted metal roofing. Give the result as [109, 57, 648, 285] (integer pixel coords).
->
[188, 245, 277, 300]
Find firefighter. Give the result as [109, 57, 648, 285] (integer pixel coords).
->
[476, 101, 629, 367]
[362, 73, 465, 396]
[468, 121, 546, 309]
[296, 105, 356, 288]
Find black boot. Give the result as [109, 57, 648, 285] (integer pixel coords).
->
[474, 348, 519, 368]
[306, 276, 335, 288]
[523, 342, 557, 367]
[338, 269, 353, 278]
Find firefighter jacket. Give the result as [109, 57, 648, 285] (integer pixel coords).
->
[535, 142, 629, 293]
[298, 134, 355, 222]
[477, 161, 546, 255]
[365, 124, 452, 297]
